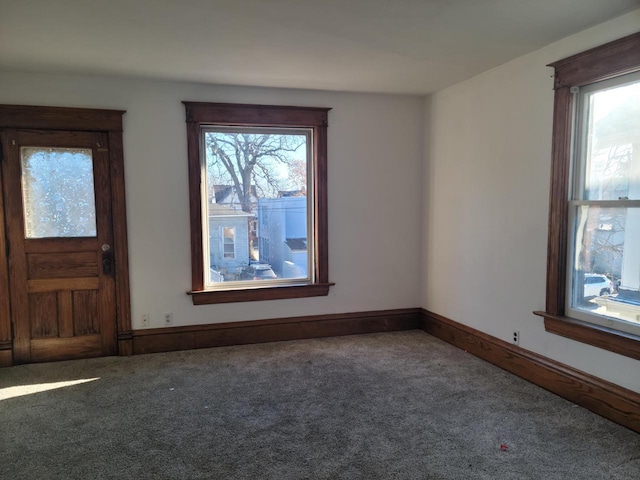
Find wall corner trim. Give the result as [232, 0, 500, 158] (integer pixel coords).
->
[420, 309, 640, 434]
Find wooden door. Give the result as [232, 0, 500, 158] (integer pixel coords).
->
[1, 129, 116, 363]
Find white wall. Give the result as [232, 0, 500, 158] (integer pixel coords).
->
[422, 10, 640, 393]
[0, 72, 424, 328]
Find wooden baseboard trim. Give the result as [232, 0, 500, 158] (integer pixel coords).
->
[133, 308, 421, 355]
[0, 341, 13, 367]
[117, 331, 134, 356]
[421, 309, 640, 434]
[0, 349, 12, 367]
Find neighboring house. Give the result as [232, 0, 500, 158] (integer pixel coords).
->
[284, 238, 308, 278]
[258, 196, 308, 278]
[209, 204, 252, 279]
[212, 184, 258, 212]
[213, 184, 259, 249]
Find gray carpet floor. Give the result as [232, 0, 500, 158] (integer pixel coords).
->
[1, 330, 639, 479]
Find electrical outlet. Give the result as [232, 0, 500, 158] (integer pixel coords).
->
[141, 313, 150, 327]
[164, 312, 173, 326]
[512, 331, 520, 345]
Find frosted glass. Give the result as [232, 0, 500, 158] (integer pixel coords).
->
[21, 147, 97, 238]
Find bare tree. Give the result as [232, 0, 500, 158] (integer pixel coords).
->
[205, 132, 305, 213]
[287, 158, 307, 192]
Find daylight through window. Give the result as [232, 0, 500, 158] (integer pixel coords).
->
[568, 73, 640, 335]
[184, 102, 331, 304]
[204, 127, 313, 287]
[537, 32, 640, 359]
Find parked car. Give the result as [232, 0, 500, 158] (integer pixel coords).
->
[241, 263, 277, 281]
[584, 274, 613, 297]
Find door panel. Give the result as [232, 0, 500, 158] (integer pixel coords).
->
[27, 251, 98, 279]
[73, 290, 100, 335]
[1, 129, 116, 363]
[30, 336, 103, 364]
[29, 292, 58, 337]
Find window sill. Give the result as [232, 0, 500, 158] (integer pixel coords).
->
[533, 311, 640, 361]
[189, 282, 334, 305]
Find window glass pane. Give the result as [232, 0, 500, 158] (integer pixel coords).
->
[21, 147, 97, 238]
[204, 129, 311, 285]
[223, 227, 235, 258]
[583, 80, 640, 201]
[570, 206, 640, 327]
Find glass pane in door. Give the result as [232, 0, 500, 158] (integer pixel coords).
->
[21, 147, 97, 238]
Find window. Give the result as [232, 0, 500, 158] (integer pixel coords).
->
[222, 227, 235, 259]
[567, 74, 640, 334]
[21, 147, 97, 238]
[184, 102, 333, 304]
[535, 32, 640, 360]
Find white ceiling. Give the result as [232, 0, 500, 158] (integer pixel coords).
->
[0, 0, 638, 95]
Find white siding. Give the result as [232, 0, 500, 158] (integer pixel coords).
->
[209, 217, 250, 274]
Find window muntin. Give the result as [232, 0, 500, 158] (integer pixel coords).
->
[567, 73, 640, 334]
[202, 126, 314, 289]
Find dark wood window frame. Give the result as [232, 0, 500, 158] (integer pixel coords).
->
[534, 32, 640, 360]
[183, 102, 333, 305]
